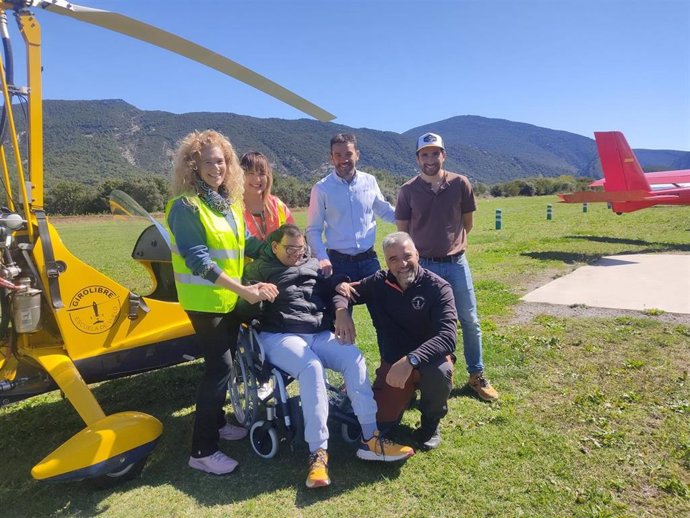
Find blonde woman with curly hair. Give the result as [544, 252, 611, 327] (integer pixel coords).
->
[166, 130, 278, 475]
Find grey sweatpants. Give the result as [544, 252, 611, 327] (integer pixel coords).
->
[259, 330, 378, 452]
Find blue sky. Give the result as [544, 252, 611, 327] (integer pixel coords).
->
[9, 0, 690, 151]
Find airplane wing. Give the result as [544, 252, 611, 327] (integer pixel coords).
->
[591, 169, 690, 188]
[628, 170, 690, 185]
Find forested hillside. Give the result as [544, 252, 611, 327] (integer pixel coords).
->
[8, 99, 683, 214]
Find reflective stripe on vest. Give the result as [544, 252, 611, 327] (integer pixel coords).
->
[166, 195, 245, 313]
[171, 245, 241, 261]
[173, 273, 242, 287]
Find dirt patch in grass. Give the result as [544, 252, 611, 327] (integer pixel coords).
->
[509, 301, 690, 325]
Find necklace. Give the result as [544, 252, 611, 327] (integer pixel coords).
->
[251, 210, 267, 240]
[422, 171, 445, 192]
[429, 176, 445, 192]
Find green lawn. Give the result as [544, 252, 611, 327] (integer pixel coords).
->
[1, 196, 688, 517]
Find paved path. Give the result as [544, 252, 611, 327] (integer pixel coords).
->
[522, 254, 690, 314]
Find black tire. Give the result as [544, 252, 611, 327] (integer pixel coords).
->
[250, 421, 279, 459]
[341, 421, 362, 444]
[88, 456, 148, 490]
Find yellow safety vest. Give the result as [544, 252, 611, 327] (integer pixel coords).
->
[166, 195, 245, 313]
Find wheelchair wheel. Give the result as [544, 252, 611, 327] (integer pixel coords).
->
[341, 421, 362, 444]
[228, 340, 259, 428]
[250, 421, 279, 459]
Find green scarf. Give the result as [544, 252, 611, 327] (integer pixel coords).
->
[195, 178, 231, 215]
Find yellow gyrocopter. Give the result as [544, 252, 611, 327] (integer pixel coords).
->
[0, 0, 333, 487]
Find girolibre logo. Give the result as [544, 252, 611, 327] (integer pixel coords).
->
[68, 285, 121, 334]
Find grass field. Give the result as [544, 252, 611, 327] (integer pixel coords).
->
[1, 195, 689, 517]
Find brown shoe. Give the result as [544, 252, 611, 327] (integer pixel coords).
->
[305, 448, 331, 489]
[468, 372, 499, 401]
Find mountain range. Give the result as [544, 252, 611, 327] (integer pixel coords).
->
[33, 99, 689, 188]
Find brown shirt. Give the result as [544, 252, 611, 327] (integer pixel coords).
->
[395, 171, 476, 257]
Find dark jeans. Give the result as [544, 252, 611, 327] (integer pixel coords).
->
[372, 356, 454, 431]
[328, 252, 381, 319]
[328, 254, 381, 283]
[187, 310, 242, 458]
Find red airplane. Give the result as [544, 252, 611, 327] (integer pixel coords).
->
[559, 131, 690, 214]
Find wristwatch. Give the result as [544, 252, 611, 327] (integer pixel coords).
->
[406, 353, 420, 368]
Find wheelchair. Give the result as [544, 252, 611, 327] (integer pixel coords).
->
[227, 320, 362, 458]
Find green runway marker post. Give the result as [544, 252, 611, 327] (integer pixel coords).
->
[495, 208, 502, 230]
[547, 204, 553, 220]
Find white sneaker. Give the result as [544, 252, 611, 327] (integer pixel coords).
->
[218, 422, 248, 441]
[257, 379, 274, 400]
[188, 451, 238, 475]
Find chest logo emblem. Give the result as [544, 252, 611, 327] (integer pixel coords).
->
[411, 295, 426, 310]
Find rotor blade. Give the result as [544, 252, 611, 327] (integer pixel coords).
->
[36, 1, 335, 121]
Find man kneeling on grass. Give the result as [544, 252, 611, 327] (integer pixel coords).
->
[237, 224, 414, 489]
[334, 231, 457, 451]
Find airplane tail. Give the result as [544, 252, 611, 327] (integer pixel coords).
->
[595, 131, 651, 193]
[559, 131, 690, 213]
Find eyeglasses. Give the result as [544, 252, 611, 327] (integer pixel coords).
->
[277, 243, 306, 255]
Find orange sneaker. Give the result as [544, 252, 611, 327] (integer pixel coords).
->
[305, 448, 331, 489]
[468, 372, 499, 401]
[356, 431, 414, 461]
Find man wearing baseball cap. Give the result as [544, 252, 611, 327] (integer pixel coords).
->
[395, 132, 499, 403]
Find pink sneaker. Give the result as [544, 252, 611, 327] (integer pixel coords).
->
[188, 451, 238, 475]
[218, 423, 248, 441]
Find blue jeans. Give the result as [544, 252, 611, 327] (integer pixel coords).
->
[420, 254, 483, 374]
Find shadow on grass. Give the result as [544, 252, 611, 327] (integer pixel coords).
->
[450, 384, 476, 400]
[0, 361, 408, 516]
[522, 235, 690, 265]
[521, 251, 601, 264]
[565, 235, 690, 251]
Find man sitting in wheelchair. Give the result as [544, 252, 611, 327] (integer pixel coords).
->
[237, 224, 414, 489]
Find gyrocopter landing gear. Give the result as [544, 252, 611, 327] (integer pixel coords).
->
[89, 456, 149, 490]
[28, 351, 162, 487]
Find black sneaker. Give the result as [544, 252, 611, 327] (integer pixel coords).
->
[414, 425, 442, 451]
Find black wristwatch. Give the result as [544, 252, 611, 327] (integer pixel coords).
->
[407, 353, 420, 368]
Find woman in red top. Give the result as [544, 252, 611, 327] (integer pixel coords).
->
[240, 152, 295, 240]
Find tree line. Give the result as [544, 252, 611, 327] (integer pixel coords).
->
[45, 177, 169, 215]
[44, 172, 596, 216]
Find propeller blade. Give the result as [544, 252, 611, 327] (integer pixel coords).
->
[35, 0, 335, 121]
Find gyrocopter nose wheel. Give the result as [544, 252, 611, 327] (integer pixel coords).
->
[88, 456, 148, 490]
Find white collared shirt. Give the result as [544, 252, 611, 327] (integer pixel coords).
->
[306, 169, 395, 260]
